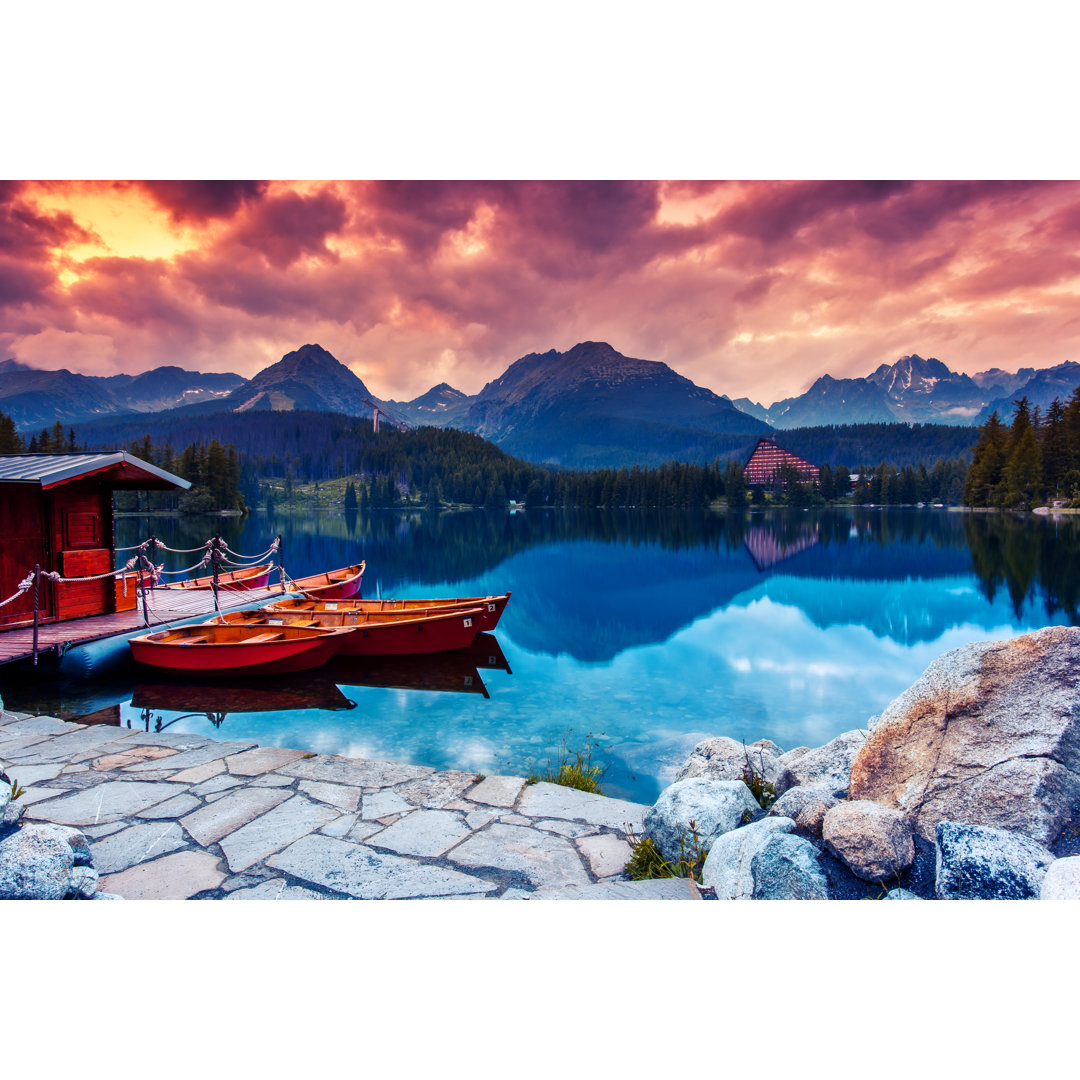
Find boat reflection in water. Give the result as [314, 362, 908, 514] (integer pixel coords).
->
[126, 632, 512, 731]
[326, 634, 511, 698]
[130, 673, 359, 732]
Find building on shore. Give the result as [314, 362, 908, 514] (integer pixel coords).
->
[744, 438, 821, 488]
[0, 452, 189, 627]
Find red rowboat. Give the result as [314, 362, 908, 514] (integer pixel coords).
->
[128, 622, 348, 675]
[211, 604, 485, 656]
[266, 591, 510, 633]
[161, 562, 274, 592]
[284, 561, 365, 600]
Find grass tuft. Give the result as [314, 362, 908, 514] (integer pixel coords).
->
[527, 731, 609, 795]
[624, 820, 707, 882]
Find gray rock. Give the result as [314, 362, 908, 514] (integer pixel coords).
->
[701, 816, 796, 898]
[1041, 856, 1080, 899]
[750, 833, 830, 899]
[821, 801, 915, 883]
[851, 626, 1080, 844]
[775, 729, 867, 798]
[935, 821, 1054, 900]
[884, 888, 924, 900]
[767, 787, 838, 836]
[779, 746, 812, 766]
[68, 864, 99, 899]
[643, 778, 760, 864]
[48, 824, 92, 866]
[0, 823, 75, 899]
[674, 736, 785, 788]
[0, 782, 9, 812]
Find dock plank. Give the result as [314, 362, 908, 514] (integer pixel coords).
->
[0, 586, 286, 666]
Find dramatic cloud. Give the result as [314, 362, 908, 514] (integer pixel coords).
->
[2, 180, 1079, 404]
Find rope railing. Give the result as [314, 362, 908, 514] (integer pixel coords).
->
[0, 572, 36, 609]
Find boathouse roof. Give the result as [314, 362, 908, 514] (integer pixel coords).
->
[0, 452, 191, 490]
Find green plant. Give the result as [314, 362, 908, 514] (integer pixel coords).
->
[473, 773, 486, 783]
[527, 731, 609, 795]
[9, 778, 25, 801]
[624, 820, 707, 883]
[741, 741, 777, 810]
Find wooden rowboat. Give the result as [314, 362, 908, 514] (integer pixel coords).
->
[266, 591, 510, 633]
[283, 561, 365, 600]
[160, 562, 274, 592]
[128, 622, 348, 675]
[211, 604, 485, 656]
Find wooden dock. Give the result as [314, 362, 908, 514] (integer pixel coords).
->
[0, 586, 286, 668]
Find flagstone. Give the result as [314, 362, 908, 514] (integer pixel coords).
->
[90, 822, 188, 874]
[395, 771, 476, 809]
[250, 774, 296, 788]
[2, 763, 65, 785]
[180, 788, 291, 847]
[466, 808, 498, 830]
[267, 835, 497, 899]
[218, 795, 339, 873]
[576, 833, 634, 877]
[13, 786, 68, 806]
[466, 775, 526, 808]
[81, 821, 128, 839]
[1, 716, 78, 736]
[347, 820, 384, 843]
[516, 782, 647, 834]
[367, 810, 471, 858]
[361, 789, 412, 819]
[167, 759, 226, 784]
[279, 754, 432, 789]
[499, 813, 531, 825]
[101, 850, 226, 899]
[226, 746, 308, 776]
[321, 813, 358, 838]
[25, 781, 173, 825]
[448, 823, 591, 888]
[298, 780, 362, 811]
[93, 746, 178, 771]
[532, 819, 599, 839]
[224, 878, 328, 900]
[528, 879, 704, 900]
[125, 741, 257, 774]
[192, 774, 244, 796]
[0, 735, 55, 756]
[26, 726, 141, 762]
[136, 793, 201, 819]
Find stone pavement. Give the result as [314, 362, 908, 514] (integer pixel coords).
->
[0, 710, 702, 900]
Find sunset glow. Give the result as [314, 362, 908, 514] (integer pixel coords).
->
[3, 179, 1079, 401]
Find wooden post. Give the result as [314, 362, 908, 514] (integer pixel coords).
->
[277, 534, 284, 592]
[211, 534, 222, 614]
[32, 563, 40, 667]
[138, 554, 151, 628]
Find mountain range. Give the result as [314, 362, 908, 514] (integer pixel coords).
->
[4, 342, 1078, 467]
[734, 353, 1080, 428]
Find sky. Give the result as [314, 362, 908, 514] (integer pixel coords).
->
[4, 179, 1080, 406]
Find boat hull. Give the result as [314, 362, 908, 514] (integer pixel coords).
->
[128, 624, 345, 675]
[286, 562, 365, 601]
[160, 563, 274, 592]
[213, 606, 484, 656]
[267, 592, 510, 633]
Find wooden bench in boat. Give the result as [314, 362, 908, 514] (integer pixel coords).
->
[243, 631, 285, 643]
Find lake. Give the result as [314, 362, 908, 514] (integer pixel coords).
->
[4, 506, 1078, 803]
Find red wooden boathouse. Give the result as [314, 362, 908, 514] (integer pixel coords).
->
[0, 452, 189, 628]
[744, 438, 820, 487]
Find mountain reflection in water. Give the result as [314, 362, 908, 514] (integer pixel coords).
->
[5, 507, 1074, 805]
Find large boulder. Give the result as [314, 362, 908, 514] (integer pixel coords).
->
[643, 779, 760, 865]
[674, 737, 785, 789]
[767, 787, 838, 837]
[935, 821, 1054, 900]
[821, 800, 915, 883]
[750, 834, 830, 899]
[0, 824, 76, 900]
[1041, 856, 1080, 900]
[701, 816, 796, 898]
[775, 729, 867, 798]
[850, 627, 1080, 845]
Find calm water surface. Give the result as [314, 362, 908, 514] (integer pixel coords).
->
[6, 507, 1078, 803]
